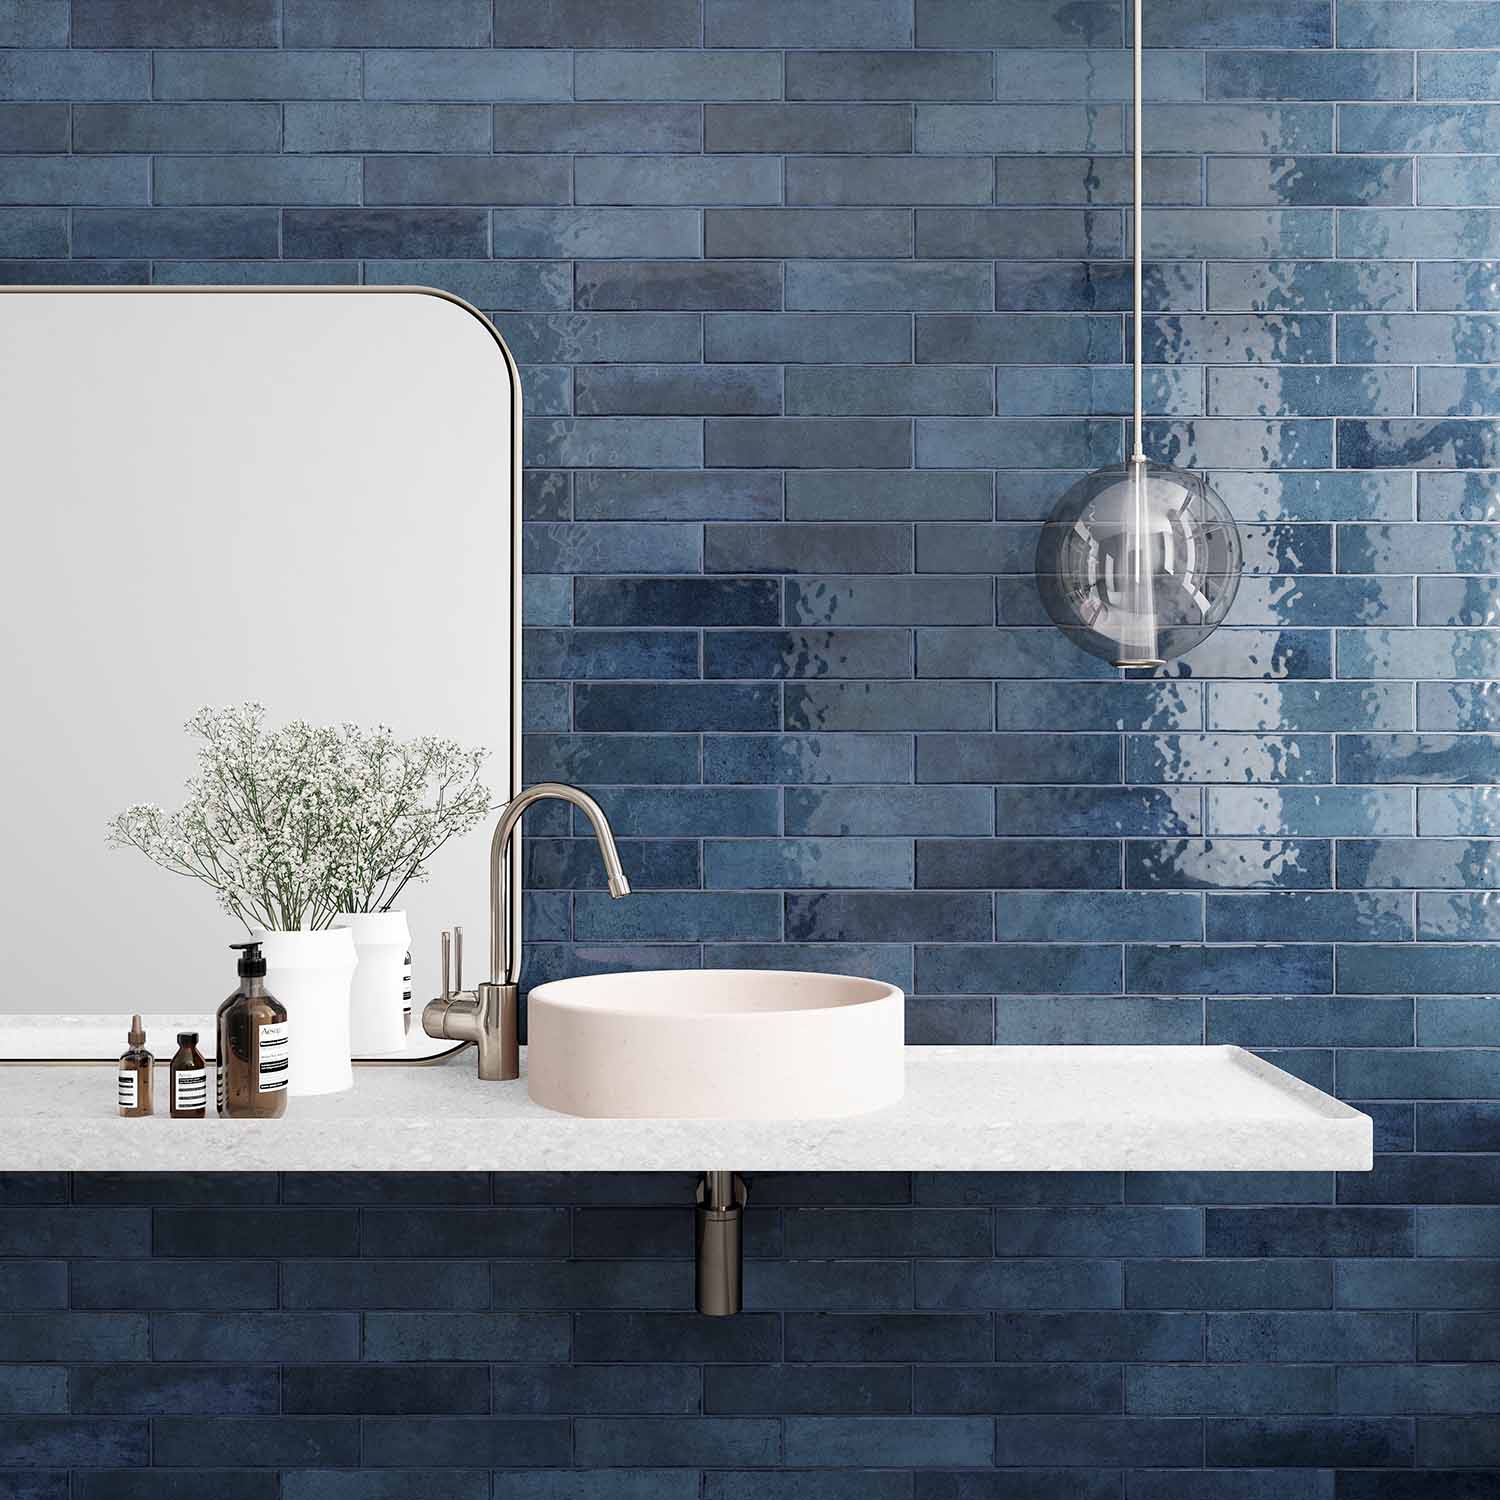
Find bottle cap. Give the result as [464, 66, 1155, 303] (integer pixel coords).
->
[230, 940, 267, 978]
[177, 1031, 198, 1047]
[127, 1014, 145, 1048]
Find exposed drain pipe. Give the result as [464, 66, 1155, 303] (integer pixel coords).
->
[695, 1171, 747, 1316]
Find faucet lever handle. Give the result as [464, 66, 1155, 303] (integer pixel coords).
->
[440, 929, 452, 1002]
[453, 925, 463, 994]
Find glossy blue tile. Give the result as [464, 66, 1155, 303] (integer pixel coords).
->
[786, 471, 992, 521]
[1419, 891, 1500, 940]
[786, 262, 996, 315]
[1207, 891, 1412, 942]
[573, 684, 779, 732]
[995, 892, 1202, 941]
[1226, 577, 1409, 628]
[704, 734, 912, 784]
[993, 366, 1200, 418]
[523, 733, 699, 786]
[786, 577, 993, 627]
[916, 944, 1123, 995]
[1150, 629, 1334, 680]
[1420, 996, 1500, 1045]
[706, 837, 913, 890]
[1338, 628, 1500, 679]
[1339, 945, 1500, 996]
[916, 734, 1120, 782]
[705, 629, 911, 680]
[1420, 681, 1500, 731]
[1209, 470, 1413, 522]
[1341, 523, 1500, 573]
[523, 629, 697, 681]
[1415, 576, 1500, 626]
[786, 890, 990, 942]
[1419, 367, 1500, 419]
[1125, 1259, 1332, 1311]
[786, 786, 992, 836]
[1208, 51, 1412, 101]
[1339, 734, 1500, 784]
[1208, 367, 1411, 417]
[1340, 207, 1500, 258]
[1418, 786, 1500, 833]
[996, 683, 1202, 731]
[149, 50, 356, 103]
[527, 836, 698, 890]
[993, 156, 1202, 206]
[705, 943, 913, 990]
[1340, 837, 1500, 888]
[1421, 471, 1500, 523]
[1207, 788, 1412, 837]
[992, 1311, 1204, 1362]
[1419, 262, 1500, 313]
[916, 629, 1120, 679]
[1127, 838, 1331, 890]
[994, 787, 1201, 836]
[993, 994, 1203, 1044]
[911, 834, 1113, 896]
[576, 578, 779, 628]
[1209, 260, 1412, 313]
[1216, 156, 1410, 211]
[995, 259, 1201, 312]
[574, 892, 781, 942]
[1143, 104, 1333, 153]
[1145, 418, 1333, 470]
[1126, 945, 1333, 994]
[1142, 314, 1332, 366]
[1207, 682, 1412, 731]
[1208, 996, 1413, 1048]
[1144, 209, 1333, 259]
[1127, 734, 1333, 784]
[786, 682, 990, 732]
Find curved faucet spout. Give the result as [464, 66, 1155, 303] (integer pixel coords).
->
[425, 781, 630, 1081]
[490, 781, 631, 988]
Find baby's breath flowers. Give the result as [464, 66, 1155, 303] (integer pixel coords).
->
[108, 703, 491, 932]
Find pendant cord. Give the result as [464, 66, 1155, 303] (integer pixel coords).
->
[1131, 0, 1145, 465]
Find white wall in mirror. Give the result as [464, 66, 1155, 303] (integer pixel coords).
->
[0, 288, 517, 1020]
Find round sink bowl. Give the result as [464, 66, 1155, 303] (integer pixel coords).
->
[526, 969, 905, 1119]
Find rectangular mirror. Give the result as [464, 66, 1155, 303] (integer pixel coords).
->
[0, 287, 519, 1025]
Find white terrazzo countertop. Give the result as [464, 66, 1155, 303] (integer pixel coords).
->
[0, 1045, 1371, 1173]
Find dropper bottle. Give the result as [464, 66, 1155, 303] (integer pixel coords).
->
[117, 1014, 154, 1117]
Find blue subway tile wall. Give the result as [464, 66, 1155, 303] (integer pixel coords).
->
[4, 0, 1500, 1490]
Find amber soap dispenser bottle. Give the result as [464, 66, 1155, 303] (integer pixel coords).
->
[117, 1014, 153, 1116]
[217, 941, 288, 1119]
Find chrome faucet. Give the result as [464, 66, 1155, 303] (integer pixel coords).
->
[423, 782, 631, 1080]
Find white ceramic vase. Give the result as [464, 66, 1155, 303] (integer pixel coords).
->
[334, 910, 411, 1056]
[253, 927, 358, 1096]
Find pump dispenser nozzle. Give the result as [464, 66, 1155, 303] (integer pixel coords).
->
[230, 941, 266, 978]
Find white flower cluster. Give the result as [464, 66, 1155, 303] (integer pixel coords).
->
[108, 702, 491, 932]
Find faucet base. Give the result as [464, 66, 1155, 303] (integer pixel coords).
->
[422, 982, 519, 1081]
[695, 1171, 747, 1317]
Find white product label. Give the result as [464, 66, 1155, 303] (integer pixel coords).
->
[402, 950, 413, 1004]
[216, 1057, 225, 1114]
[173, 1067, 207, 1111]
[258, 1022, 289, 1093]
[117, 1071, 138, 1111]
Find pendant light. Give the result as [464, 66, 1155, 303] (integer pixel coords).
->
[1034, 0, 1242, 668]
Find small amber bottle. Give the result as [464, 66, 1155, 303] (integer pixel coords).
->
[117, 1014, 154, 1117]
[170, 1032, 207, 1118]
[217, 941, 288, 1120]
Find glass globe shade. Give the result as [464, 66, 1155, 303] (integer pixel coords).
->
[1035, 459, 1243, 667]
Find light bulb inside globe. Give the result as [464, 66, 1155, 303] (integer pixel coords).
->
[1035, 458, 1243, 668]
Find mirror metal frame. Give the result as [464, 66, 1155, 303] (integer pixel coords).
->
[0, 284, 524, 1063]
